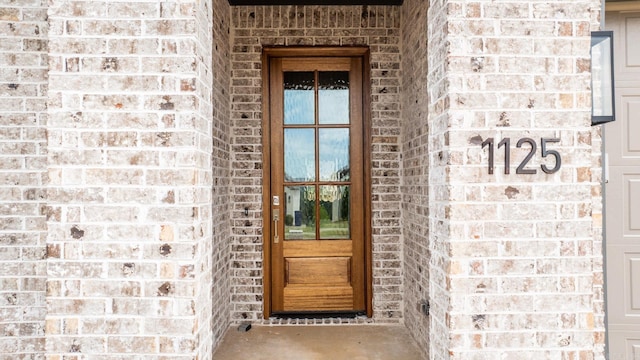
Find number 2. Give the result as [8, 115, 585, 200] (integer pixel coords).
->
[516, 138, 536, 174]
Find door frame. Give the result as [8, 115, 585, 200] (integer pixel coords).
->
[261, 46, 373, 319]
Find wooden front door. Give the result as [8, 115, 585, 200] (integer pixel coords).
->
[263, 48, 371, 316]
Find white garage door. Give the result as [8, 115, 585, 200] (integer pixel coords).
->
[605, 11, 640, 360]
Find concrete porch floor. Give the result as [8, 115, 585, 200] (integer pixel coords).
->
[213, 325, 424, 360]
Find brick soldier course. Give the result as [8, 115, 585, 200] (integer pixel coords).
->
[0, 0, 605, 359]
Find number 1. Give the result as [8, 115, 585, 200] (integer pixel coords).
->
[481, 138, 494, 174]
[498, 138, 510, 174]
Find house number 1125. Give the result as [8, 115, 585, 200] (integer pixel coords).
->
[481, 137, 562, 175]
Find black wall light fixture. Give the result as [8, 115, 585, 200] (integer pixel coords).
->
[591, 31, 616, 125]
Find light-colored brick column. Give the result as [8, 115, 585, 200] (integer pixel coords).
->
[401, 0, 430, 357]
[428, 0, 604, 358]
[45, 1, 216, 358]
[210, 0, 233, 351]
[427, 0, 453, 356]
[0, 1, 48, 357]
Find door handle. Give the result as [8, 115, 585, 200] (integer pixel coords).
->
[273, 209, 280, 243]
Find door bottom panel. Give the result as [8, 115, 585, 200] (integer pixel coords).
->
[283, 286, 354, 311]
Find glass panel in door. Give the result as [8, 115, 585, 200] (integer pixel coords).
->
[284, 72, 315, 125]
[284, 128, 315, 182]
[319, 71, 350, 124]
[319, 185, 350, 240]
[284, 186, 316, 240]
[319, 128, 350, 182]
[282, 70, 351, 241]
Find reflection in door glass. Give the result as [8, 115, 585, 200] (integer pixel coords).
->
[319, 71, 349, 125]
[319, 128, 350, 181]
[284, 186, 317, 240]
[284, 129, 315, 182]
[284, 72, 315, 125]
[319, 185, 350, 239]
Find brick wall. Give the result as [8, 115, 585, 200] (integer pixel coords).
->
[229, 5, 404, 323]
[195, 0, 218, 357]
[1, 0, 608, 358]
[400, 0, 430, 356]
[211, 0, 232, 348]
[0, 1, 48, 358]
[589, 5, 605, 358]
[591, 126, 605, 359]
[426, 0, 452, 356]
[430, 0, 605, 357]
[45, 1, 215, 357]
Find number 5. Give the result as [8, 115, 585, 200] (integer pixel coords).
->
[541, 138, 561, 174]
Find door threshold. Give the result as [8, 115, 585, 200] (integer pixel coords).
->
[271, 310, 366, 319]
